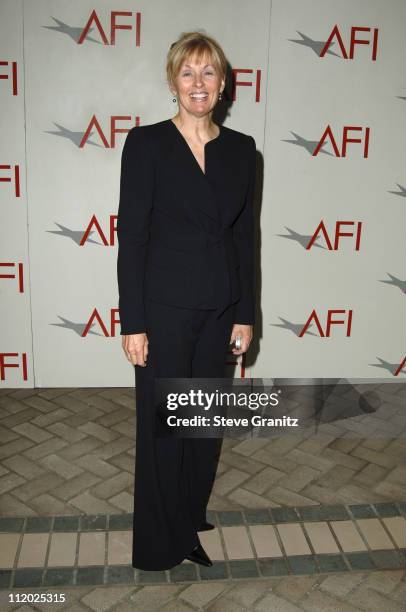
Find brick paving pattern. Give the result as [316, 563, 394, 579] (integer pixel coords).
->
[0, 383, 405, 609]
[1, 571, 405, 611]
[0, 505, 405, 590]
[0, 384, 405, 518]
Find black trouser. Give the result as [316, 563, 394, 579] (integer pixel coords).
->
[132, 298, 236, 571]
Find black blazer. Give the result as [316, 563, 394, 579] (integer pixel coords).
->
[117, 118, 257, 335]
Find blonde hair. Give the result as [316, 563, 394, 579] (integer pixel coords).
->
[166, 30, 227, 90]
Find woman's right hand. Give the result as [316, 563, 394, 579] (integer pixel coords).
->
[122, 333, 149, 367]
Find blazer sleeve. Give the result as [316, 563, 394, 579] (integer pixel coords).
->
[116, 127, 155, 335]
[232, 135, 257, 325]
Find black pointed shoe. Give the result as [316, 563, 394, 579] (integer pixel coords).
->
[185, 543, 213, 567]
[197, 521, 215, 532]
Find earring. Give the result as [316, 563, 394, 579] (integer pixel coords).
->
[218, 91, 222, 101]
[172, 94, 177, 102]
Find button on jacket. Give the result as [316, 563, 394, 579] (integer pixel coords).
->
[117, 118, 257, 335]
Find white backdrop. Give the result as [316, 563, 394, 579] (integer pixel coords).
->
[1, 0, 405, 387]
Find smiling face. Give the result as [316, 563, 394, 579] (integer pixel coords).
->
[171, 52, 225, 119]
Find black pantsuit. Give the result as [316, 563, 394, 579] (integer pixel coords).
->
[116, 118, 257, 571]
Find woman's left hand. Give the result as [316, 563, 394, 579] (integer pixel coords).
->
[230, 324, 253, 355]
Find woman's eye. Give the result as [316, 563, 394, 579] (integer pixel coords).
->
[182, 71, 215, 77]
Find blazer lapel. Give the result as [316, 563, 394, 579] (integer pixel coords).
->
[167, 119, 221, 226]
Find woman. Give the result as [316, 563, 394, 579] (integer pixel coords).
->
[117, 31, 257, 571]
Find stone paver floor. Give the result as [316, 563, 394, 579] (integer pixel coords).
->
[1, 383, 405, 609]
[1, 571, 406, 611]
[1, 384, 405, 518]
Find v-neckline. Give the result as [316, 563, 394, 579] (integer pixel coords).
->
[168, 118, 222, 177]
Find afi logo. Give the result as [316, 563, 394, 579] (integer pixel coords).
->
[78, 10, 141, 45]
[307, 221, 362, 250]
[82, 308, 121, 336]
[299, 309, 353, 337]
[80, 215, 117, 246]
[395, 356, 406, 376]
[80, 115, 139, 147]
[0, 263, 24, 292]
[0, 353, 28, 381]
[313, 125, 370, 157]
[0, 164, 21, 196]
[321, 25, 378, 60]
[231, 69, 261, 102]
[0, 60, 18, 94]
